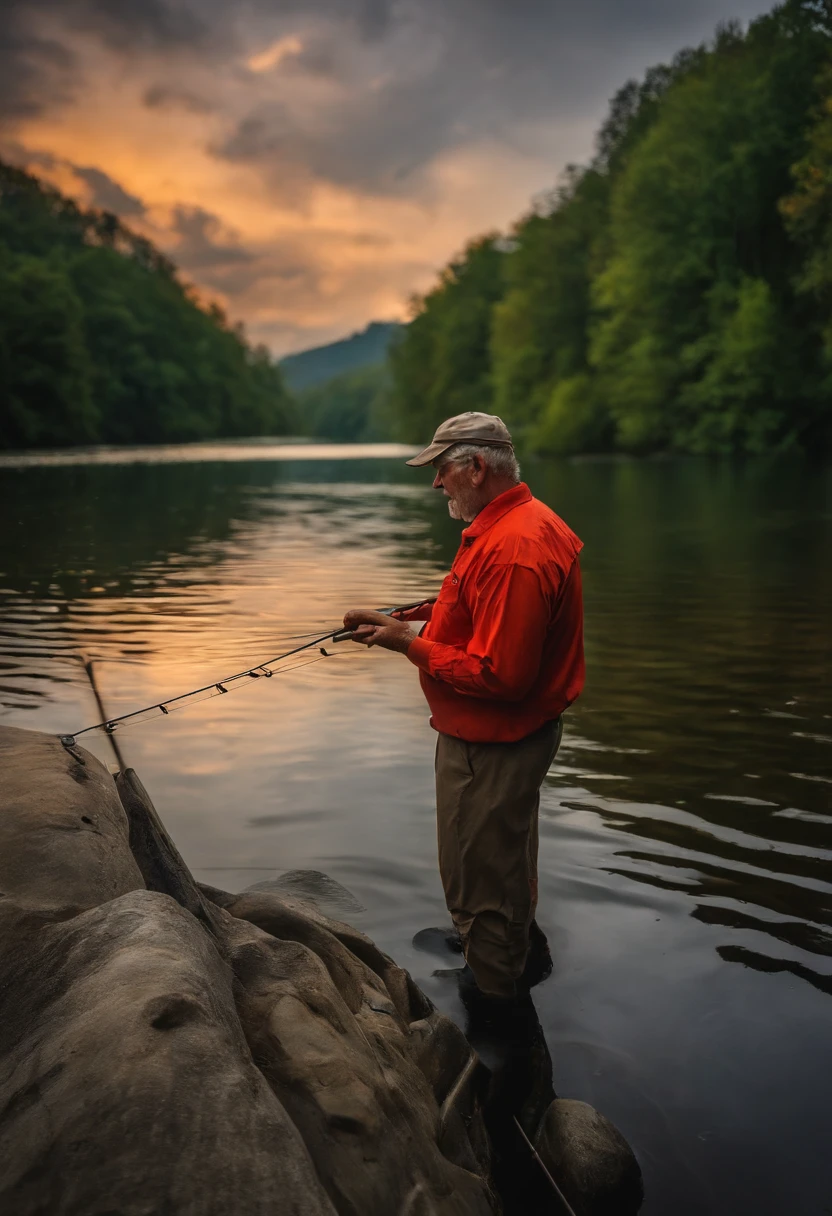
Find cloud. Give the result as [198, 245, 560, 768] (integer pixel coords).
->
[1, 0, 777, 355]
[0, 30, 77, 118]
[73, 164, 146, 214]
[142, 84, 214, 113]
[209, 0, 776, 201]
[46, 0, 207, 52]
[170, 205, 253, 272]
[247, 35, 304, 74]
[0, 140, 149, 218]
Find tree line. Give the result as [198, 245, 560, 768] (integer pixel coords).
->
[388, 0, 832, 456]
[5, 0, 831, 457]
[0, 161, 293, 450]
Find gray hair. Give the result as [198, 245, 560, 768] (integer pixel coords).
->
[445, 442, 521, 483]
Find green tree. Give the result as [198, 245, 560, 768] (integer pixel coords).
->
[0, 256, 97, 447]
[533, 374, 613, 455]
[780, 57, 832, 448]
[0, 160, 294, 450]
[297, 363, 392, 441]
[491, 168, 609, 435]
[389, 236, 505, 441]
[388, 0, 832, 457]
[591, 6, 829, 451]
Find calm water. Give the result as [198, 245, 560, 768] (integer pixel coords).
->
[1, 443, 831, 1215]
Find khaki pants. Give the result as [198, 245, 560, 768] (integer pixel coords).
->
[434, 718, 563, 998]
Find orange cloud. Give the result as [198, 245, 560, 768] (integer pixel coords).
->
[0, 3, 609, 353]
[247, 35, 304, 74]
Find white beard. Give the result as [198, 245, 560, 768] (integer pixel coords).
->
[447, 489, 480, 523]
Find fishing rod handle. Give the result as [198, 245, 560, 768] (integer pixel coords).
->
[332, 597, 436, 643]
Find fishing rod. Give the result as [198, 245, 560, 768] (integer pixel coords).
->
[78, 654, 126, 770]
[59, 597, 434, 752]
[512, 1116, 578, 1216]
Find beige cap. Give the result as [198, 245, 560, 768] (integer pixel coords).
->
[405, 411, 513, 467]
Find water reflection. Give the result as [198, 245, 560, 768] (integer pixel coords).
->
[0, 440, 416, 468]
[1, 444, 831, 1215]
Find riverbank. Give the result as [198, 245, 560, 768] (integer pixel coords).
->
[0, 725, 641, 1215]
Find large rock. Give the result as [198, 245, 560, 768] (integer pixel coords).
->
[0, 726, 143, 917]
[218, 902, 491, 1215]
[534, 1098, 643, 1216]
[0, 890, 336, 1215]
[0, 725, 497, 1216]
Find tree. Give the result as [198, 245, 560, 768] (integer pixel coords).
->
[0, 160, 294, 450]
[780, 60, 832, 448]
[296, 363, 392, 442]
[491, 168, 609, 436]
[387, 0, 832, 457]
[0, 256, 97, 448]
[590, 4, 829, 451]
[389, 236, 505, 441]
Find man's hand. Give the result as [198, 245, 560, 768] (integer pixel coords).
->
[342, 609, 416, 654]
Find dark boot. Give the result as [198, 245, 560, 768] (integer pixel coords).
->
[412, 925, 463, 957]
[426, 924, 553, 990]
[465, 992, 555, 1138]
[519, 920, 553, 991]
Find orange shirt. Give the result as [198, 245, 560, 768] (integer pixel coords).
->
[404, 482, 584, 743]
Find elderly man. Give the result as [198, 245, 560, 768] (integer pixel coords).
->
[344, 411, 584, 1014]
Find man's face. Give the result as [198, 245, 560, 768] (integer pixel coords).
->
[431, 455, 480, 522]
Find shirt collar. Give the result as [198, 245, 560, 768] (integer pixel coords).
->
[461, 482, 532, 542]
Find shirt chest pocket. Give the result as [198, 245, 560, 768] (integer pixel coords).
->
[430, 571, 470, 644]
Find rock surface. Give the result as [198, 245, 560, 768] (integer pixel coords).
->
[244, 869, 366, 916]
[0, 726, 144, 917]
[534, 1098, 643, 1216]
[0, 725, 496, 1216]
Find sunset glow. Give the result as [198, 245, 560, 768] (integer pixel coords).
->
[1, 0, 774, 355]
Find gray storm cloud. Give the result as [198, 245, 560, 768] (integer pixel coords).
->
[1, 0, 777, 351]
[2, 0, 776, 133]
[73, 164, 147, 214]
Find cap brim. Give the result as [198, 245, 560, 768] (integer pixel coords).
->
[405, 440, 455, 467]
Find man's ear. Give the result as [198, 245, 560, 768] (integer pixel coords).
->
[470, 453, 487, 486]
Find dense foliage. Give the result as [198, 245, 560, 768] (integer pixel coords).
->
[390, 0, 832, 455]
[0, 162, 294, 449]
[295, 362, 392, 441]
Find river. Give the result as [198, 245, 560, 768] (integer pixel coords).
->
[1, 442, 830, 1214]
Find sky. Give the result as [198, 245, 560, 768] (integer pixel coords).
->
[2, 0, 775, 356]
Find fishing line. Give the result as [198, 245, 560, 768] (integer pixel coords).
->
[83, 649, 358, 742]
[59, 597, 434, 750]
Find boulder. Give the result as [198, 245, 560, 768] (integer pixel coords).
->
[0, 725, 497, 1215]
[0, 890, 336, 1216]
[534, 1098, 643, 1216]
[218, 904, 492, 1214]
[244, 869, 365, 917]
[0, 725, 143, 918]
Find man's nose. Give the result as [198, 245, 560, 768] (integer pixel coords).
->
[432, 470, 443, 490]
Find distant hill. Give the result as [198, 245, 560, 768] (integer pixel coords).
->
[0, 159, 293, 449]
[280, 321, 402, 392]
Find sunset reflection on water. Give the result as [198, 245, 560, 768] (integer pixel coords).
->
[1, 443, 831, 1216]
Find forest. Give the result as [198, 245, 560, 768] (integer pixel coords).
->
[3, 0, 832, 455]
[0, 161, 293, 449]
[388, 0, 832, 456]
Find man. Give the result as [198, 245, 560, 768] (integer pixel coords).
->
[344, 411, 584, 1013]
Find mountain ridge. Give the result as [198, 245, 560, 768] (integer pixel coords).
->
[280, 321, 402, 392]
